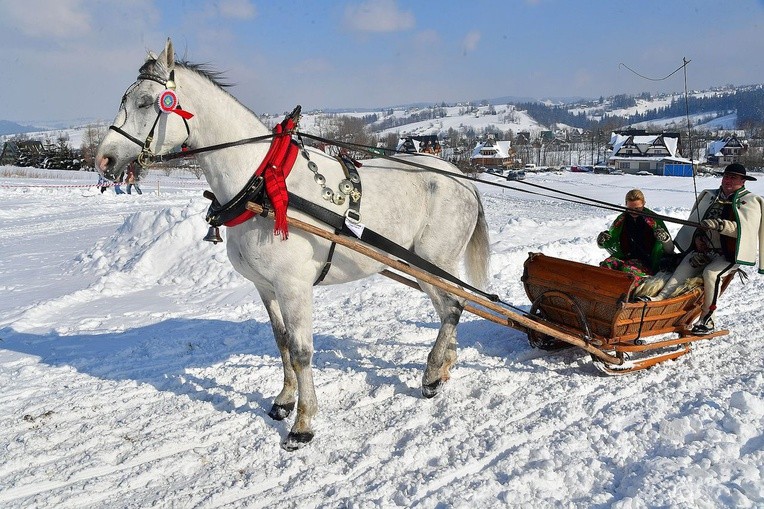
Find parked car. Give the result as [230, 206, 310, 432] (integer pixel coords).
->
[570, 165, 593, 173]
[506, 170, 526, 181]
[636, 170, 652, 176]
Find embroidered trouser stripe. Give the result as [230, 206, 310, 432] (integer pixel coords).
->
[704, 260, 738, 316]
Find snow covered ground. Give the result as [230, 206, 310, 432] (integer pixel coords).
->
[1, 167, 762, 508]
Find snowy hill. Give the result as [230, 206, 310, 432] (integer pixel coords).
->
[1, 85, 754, 150]
[0, 121, 109, 149]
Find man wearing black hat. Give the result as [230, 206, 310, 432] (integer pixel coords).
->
[650, 163, 763, 334]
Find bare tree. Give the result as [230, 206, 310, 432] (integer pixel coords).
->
[80, 124, 108, 170]
[321, 116, 377, 159]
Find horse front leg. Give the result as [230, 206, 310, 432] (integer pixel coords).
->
[421, 287, 464, 398]
[259, 292, 297, 421]
[277, 286, 318, 451]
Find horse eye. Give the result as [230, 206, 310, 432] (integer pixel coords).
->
[137, 95, 154, 109]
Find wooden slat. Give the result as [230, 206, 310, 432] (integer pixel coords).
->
[523, 253, 636, 301]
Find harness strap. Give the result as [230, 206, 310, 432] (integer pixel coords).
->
[312, 154, 363, 285]
[287, 193, 499, 302]
[109, 125, 144, 147]
[337, 154, 363, 222]
[313, 238, 338, 286]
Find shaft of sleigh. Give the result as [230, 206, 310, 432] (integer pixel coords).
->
[244, 201, 624, 366]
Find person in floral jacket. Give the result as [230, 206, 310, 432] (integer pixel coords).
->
[597, 189, 674, 283]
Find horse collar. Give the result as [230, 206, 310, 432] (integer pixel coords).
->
[204, 109, 301, 236]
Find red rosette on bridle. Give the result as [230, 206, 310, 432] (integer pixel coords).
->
[158, 90, 194, 119]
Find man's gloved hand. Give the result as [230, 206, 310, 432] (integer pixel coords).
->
[597, 231, 611, 247]
[654, 227, 671, 243]
[701, 218, 724, 232]
[689, 251, 711, 268]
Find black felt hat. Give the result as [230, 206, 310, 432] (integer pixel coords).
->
[723, 163, 757, 181]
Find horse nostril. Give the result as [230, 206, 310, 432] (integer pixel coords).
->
[96, 155, 111, 173]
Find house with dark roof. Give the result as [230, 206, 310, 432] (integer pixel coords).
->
[0, 140, 44, 166]
[607, 130, 692, 176]
[705, 135, 747, 167]
[396, 135, 441, 155]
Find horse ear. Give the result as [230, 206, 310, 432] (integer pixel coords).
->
[155, 38, 175, 71]
[163, 38, 175, 71]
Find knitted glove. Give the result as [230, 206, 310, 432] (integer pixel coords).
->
[701, 218, 724, 232]
[596, 231, 611, 247]
[654, 227, 671, 243]
[702, 218, 737, 236]
[689, 252, 711, 268]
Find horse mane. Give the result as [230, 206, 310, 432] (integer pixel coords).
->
[139, 56, 259, 124]
[139, 58, 234, 89]
[177, 60, 234, 89]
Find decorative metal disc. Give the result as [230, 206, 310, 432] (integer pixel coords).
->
[332, 193, 346, 205]
[308, 161, 318, 173]
[322, 188, 333, 201]
[314, 173, 326, 185]
[338, 179, 353, 195]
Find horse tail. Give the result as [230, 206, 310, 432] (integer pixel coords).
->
[464, 193, 490, 290]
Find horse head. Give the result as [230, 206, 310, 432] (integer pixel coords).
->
[96, 38, 192, 181]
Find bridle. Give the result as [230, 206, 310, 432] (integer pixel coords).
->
[108, 69, 193, 168]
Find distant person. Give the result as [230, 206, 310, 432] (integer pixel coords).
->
[597, 189, 673, 283]
[97, 174, 109, 194]
[114, 176, 125, 195]
[125, 161, 143, 195]
[648, 163, 763, 334]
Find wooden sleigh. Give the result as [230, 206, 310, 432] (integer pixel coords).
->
[522, 252, 732, 374]
[245, 201, 732, 375]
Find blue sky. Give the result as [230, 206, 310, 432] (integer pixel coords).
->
[2, 0, 764, 124]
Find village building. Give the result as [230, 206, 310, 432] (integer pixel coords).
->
[396, 135, 441, 155]
[705, 134, 747, 167]
[0, 140, 44, 166]
[607, 129, 693, 176]
[470, 137, 514, 168]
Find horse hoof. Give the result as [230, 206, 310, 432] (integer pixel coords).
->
[281, 431, 314, 451]
[268, 402, 295, 421]
[422, 379, 442, 398]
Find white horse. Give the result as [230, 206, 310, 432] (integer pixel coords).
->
[96, 39, 490, 450]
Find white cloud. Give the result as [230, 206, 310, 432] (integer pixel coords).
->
[462, 30, 481, 55]
[0, 0, 91, 38]
[343, 0, 415, 33]
[217, 0, 257, 19]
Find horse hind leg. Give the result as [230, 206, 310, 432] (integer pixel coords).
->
[421, 287, 464, 398]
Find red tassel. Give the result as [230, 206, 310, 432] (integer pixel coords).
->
[173, 108, 194, 120]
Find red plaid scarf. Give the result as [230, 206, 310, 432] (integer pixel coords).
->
[258, 120, 298, 239]
[224, 117, 298, 239]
